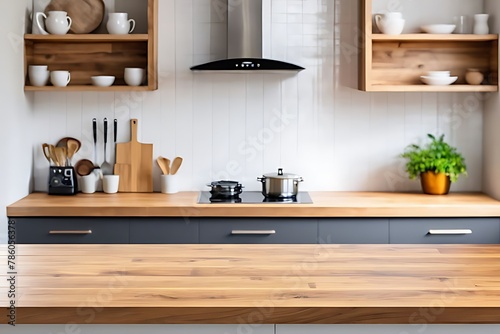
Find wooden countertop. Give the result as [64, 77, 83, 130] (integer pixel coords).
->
[1, 244, 500, 324]
[6, 191, 500, 217]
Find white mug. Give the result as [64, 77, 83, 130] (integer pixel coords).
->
[161, 175, 178, 194]
[124, 67, 145, 86]
[36, 11, 72, 35]
[107, 13, 135, 35]
[374, 12, 405, 35]
[103, 175, 120, 193]
[80, 174, 96, 194]
[28, 65, 50, 86]
[50, 70, 71, 87]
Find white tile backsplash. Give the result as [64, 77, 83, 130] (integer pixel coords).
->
[31, 0, 483, 193]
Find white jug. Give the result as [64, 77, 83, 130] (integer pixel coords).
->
[374, 12, 405, 35]
[36, 11, 72, 35]
[473, 14, 489, 35]
[106, 13, 136, 35]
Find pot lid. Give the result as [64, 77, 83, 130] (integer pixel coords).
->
[263, 168, 301, 179]
[208, 180, 243, 189]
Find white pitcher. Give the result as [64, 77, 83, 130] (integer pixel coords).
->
[36, 11, 72, 35]
[106, 13, 136, 35]
[374, 12, 405, 35]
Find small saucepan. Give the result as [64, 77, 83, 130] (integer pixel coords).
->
[257, 168, 303, 198]
[207, 180, 244, 198]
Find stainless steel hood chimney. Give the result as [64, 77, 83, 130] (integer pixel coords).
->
[190, 0, 304, 71]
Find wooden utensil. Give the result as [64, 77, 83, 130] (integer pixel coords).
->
[156, 157, 170, 175]
[66, 139, 80, 166]
[49, 145, 58, 166]
[42, 143, 52, 164]
[74, 159, 94, 176]
[114, 119, 153, 192]
[54, 147, 67, 167]
[45, 0, 105, 34]
[170, 156, 183, 175]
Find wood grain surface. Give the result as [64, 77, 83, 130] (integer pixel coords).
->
[115, 119, 153, 192]
[1, 244, 500, 324]
[6, 192, 500, 217]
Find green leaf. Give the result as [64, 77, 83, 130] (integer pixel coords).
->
[400, 134, 467, 183]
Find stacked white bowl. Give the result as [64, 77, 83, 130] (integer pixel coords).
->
[420, 71, 458, 86]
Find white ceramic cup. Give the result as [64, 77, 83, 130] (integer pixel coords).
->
[36, 11, 72, 35]
[376, 18, 405, 35]
[374, 12, 405, 35]
[103, 175, 120, 193]
[28, 65, 50, 86]
[161, 175, 178, 194]
[80, 174, 96, 194]
[124, 67, 145, 86]
[50, 70, 71, 87]
[107, 12, 135, 34]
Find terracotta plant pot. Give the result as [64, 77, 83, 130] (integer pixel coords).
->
[420, 171, 451, 195]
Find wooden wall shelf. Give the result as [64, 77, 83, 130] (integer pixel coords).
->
[24, 0, 158, 91]
[360, 0, 499, 92]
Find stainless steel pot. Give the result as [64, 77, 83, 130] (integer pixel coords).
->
[257, 168, 303, 198]
[207, 180, 243, 198]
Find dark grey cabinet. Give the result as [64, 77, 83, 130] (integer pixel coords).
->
[319, 219, 389, 244]
[15, 218, 129, 244]
[130, 218, 199, 243]
[199, 218, 318, 244]
[12, 217, 500, 244]
[389, 218, 500, 244]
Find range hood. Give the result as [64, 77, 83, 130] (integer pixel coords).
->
[190, 0, 304, 71]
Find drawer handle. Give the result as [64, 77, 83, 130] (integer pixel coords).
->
[49, 230, 93, 235]
[428, 229, 472, 235]
[231, 230, 276, 235]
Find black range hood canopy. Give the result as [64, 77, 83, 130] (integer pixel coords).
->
[190, 58, 304, 71]
[190, 0, 304, 72]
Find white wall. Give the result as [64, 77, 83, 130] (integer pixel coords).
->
[0, 0, 34, 243]
[27, 0, 484, 195]
[483, 0, 500, 199]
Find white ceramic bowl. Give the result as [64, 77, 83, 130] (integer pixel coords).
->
[427, 71, 451, 77]
[420, 75, 458, 86]
[91, 76, 115, 87]
[421, 24, 456, 34]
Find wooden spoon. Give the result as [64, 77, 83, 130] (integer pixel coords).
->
[170, 156, 183, 175]
[42, 143, 52, 164]
[156, 157, 171, 175]
[49, 145, 58, 166]
[66, 139, 79, 166]
[55, 147, 67, 167]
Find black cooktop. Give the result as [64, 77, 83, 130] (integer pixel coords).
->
[197, 191, 313, 204]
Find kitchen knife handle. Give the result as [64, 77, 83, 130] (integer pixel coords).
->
[104, 118, 108, 144]
[49, 230, 92, 235]
[231, 230, 276, 235]
[428, 229, 472, 235]
[92, 118, 97, 144]
[114, 119, 117, 142]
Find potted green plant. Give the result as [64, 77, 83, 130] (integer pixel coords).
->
[401, 134, 467, 195]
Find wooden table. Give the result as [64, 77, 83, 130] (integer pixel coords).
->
[1, 244, 500, 324]
[7, 192, 500, 217]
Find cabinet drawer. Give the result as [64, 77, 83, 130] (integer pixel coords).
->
[130, 218, 199, 243]
[319, 219, 389, 244]
[15, 218, 129, 244]
[199, 218, 317, 244]
[390, 218, 500, 244]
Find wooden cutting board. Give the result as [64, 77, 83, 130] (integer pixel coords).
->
[114, 119, 153, 192]
[45, 0, 105, 34]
